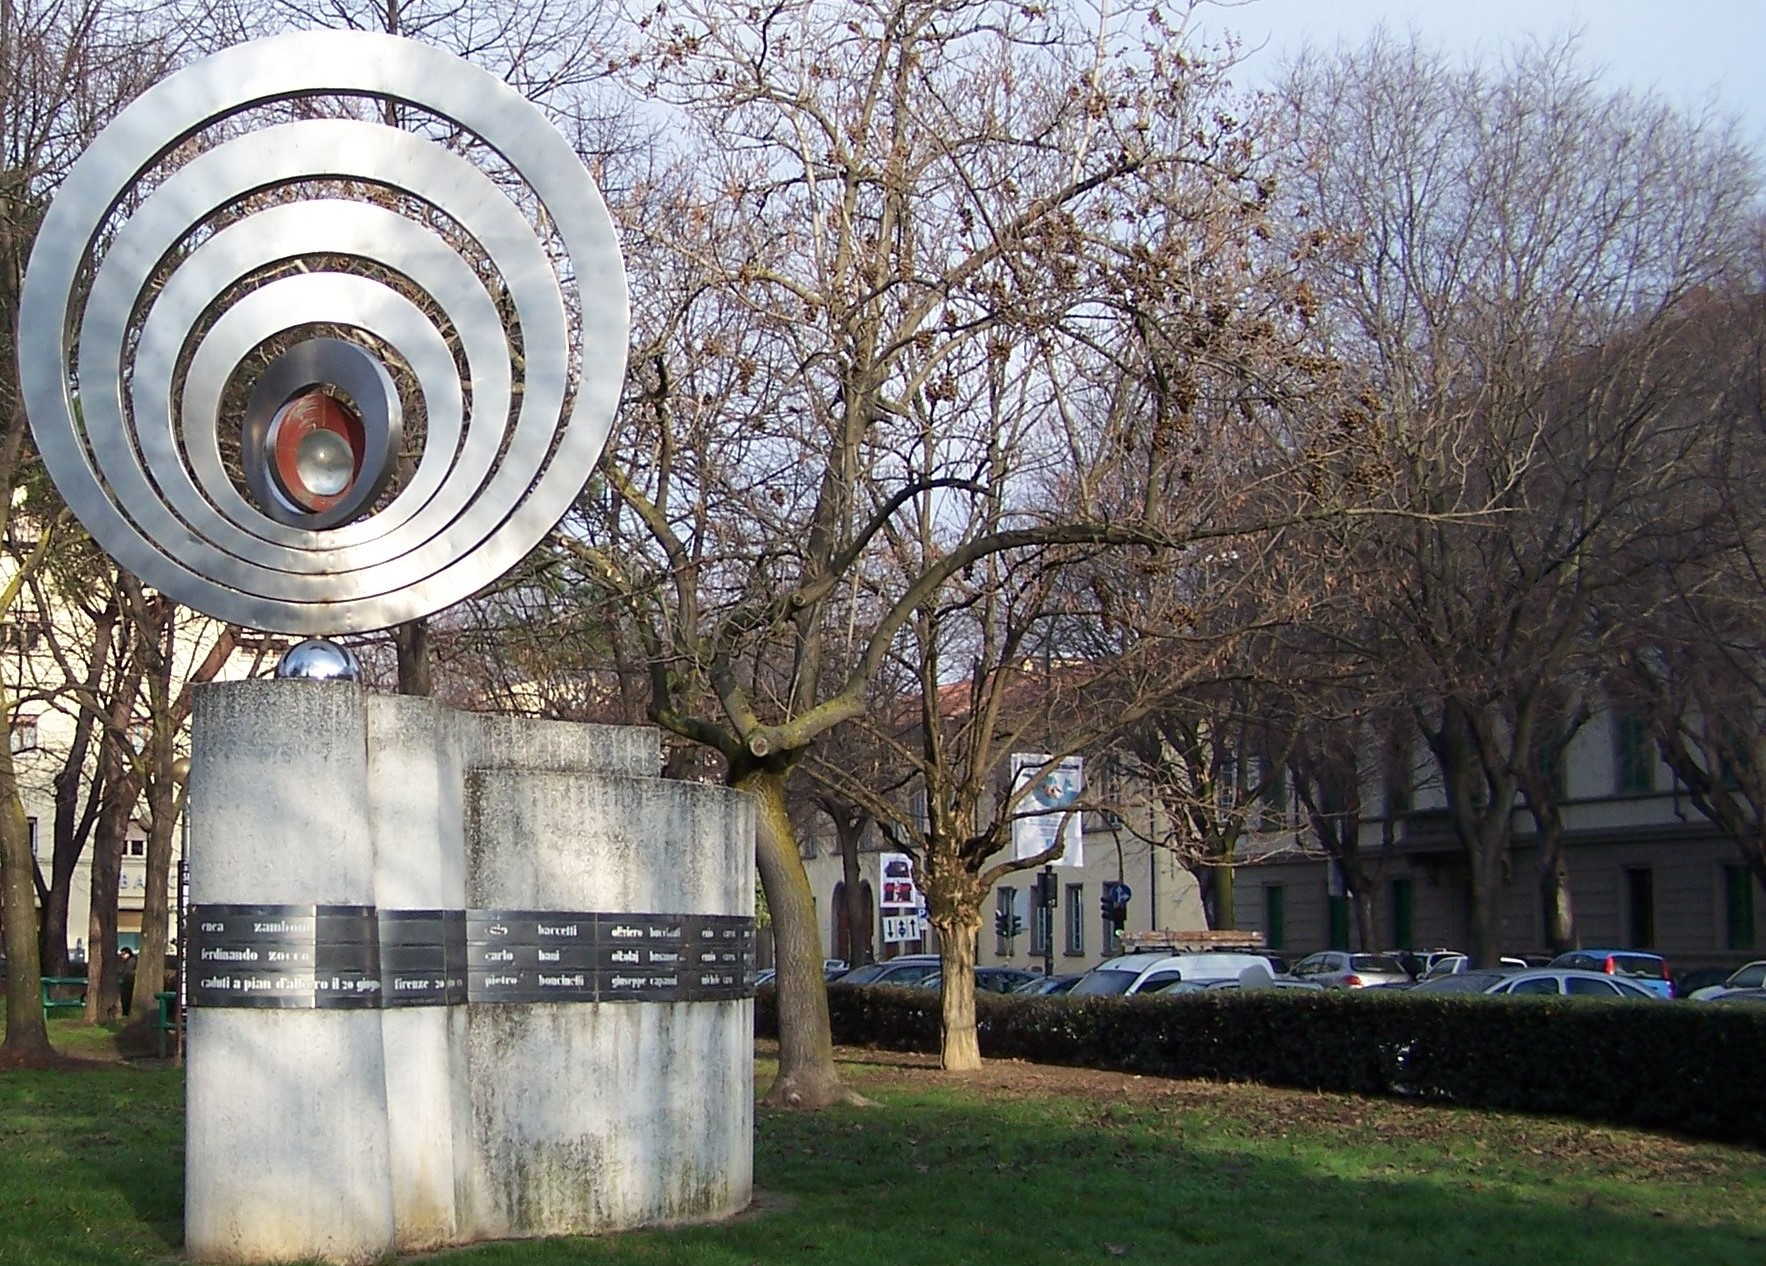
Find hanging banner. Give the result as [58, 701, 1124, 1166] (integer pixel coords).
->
[1010, 753, 1084, 868]
[878, 852, 927, 943]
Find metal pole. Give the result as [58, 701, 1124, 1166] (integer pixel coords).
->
[175, 849, 188, 1064]
[1042, 864, 1055, 979]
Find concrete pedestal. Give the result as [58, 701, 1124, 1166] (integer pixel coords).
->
[185, 684, 395, 1266]
[183, 681, 755, 1264]
[462, 770, 754, 1236]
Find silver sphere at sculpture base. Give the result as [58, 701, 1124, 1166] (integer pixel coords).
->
[275, 638, 362, 681]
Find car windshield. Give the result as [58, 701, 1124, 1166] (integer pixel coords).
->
[1350, 955, 1405, 973]
[1069, 971, 1139, 996]
[1608, 955, 1666, 979]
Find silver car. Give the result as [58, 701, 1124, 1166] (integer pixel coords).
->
[829, 954, 941, 988]
[1290, 951, 1413, 989]
[1688, 960, 1766, 1001]
[1482, 969, 1656, 999]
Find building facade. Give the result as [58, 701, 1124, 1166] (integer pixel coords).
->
[1235, 708, 1765, 970]
[797, 798, 1208, 975]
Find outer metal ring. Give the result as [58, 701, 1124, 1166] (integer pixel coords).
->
[16, 31, 627, 634]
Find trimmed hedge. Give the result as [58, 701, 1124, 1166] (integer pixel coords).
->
[755, 985, 1766, 1146]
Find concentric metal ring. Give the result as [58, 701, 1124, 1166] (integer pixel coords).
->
[17, 31, 627, 634]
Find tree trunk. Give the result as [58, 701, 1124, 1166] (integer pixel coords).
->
[395, 618, 432, 696]
[1212, 859, 1236, 929]
[835, 809, 872, 967]
[37, 874, 71, 979]
[121, 774, 176, 1047]
[1468, 856, 1503, 968]
[1429, 699, 1518, 968]
[731, 761, 856, 1108]
[1194, 858, 1236, 930]
[42, 605, 113, 979]
[85, 817, 126, 1024]
[0, 728, 51, 1062]
[932, 909, 981, 1071]
[1541, 852, 1576, 955]
[86, 704, 142, 1024]
[1191, 864, 1219, 929]
[1351, 890, 1376, 952]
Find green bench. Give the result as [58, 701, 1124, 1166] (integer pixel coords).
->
[154, 991, 184, 1059]
[40, 975, 88, 1016]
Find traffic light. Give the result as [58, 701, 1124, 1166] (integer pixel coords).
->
[1033, 870, 1059, 909]
[1100, 880, 1130, 928]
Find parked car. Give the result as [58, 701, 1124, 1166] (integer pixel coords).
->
[755, 961, 853, 988]
[830, 954, 942, 988]
[1015, 973, 1082, 996]
[974, 967, 1040, 993]
[1422, 954, 1533, 979]
[1068, 951, 1278, 996]
[1416, 951, 1468, 979]
[1483, 968, 1658, 999]
[1155, 976, 1325, 994]
[1290, 951, 1413, 989]
[1710, 988, 1766, 1005]
[1544, 949, 1674, 998]
[1687, 960, 1766, 1001]
[1408, 969, 1516, 995]
[916, 967, 1041, 994]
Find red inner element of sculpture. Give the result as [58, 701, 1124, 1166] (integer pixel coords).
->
[269, 391, 366, 513]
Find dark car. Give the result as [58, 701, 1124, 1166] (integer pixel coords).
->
[830, 954, 942, 988]
[974, 967, 1040, 993]
[1015, 973, 1082, 996]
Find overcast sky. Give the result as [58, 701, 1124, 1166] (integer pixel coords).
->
[1195, 0, 1766, 149]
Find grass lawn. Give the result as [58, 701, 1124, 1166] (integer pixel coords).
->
[2, 1020, 1762, 1265]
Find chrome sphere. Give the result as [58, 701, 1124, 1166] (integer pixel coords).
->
[275, 638, 362, 681]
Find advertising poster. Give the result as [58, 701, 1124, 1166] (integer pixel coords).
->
[1009, 753, 1084, 868]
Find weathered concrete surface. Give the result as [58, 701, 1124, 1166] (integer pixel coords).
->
[186, 682, 395, 1265]
[458, 712, 659, 780]
[365, 695, 471, 1251]
[462, 770, 755, 1238]
[184, 683, 752, 1261]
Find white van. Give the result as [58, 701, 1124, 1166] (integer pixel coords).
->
[1068, 951, 1278, 996]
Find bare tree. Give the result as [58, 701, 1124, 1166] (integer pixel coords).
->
[1615, 285, 1766, 892]
[546, 0, 1310, 1101]
[1281, 33, 1758, 965]
[0, 0, 187, 1065]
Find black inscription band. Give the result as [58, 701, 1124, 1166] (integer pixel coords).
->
[189, 904, 382, 1009]
[189, 905, 755, 1009]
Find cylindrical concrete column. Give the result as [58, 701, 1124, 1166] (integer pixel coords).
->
[185, 681, 395, 1265]
[461, 770, 755, 1239]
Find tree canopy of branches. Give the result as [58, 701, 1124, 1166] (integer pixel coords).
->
[0, 0, 190, 1065]
[538, 0, 1341, 1102]
[1279, 33, 1759, 965]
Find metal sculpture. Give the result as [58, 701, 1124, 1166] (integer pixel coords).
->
[18, 30, 628, 634]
